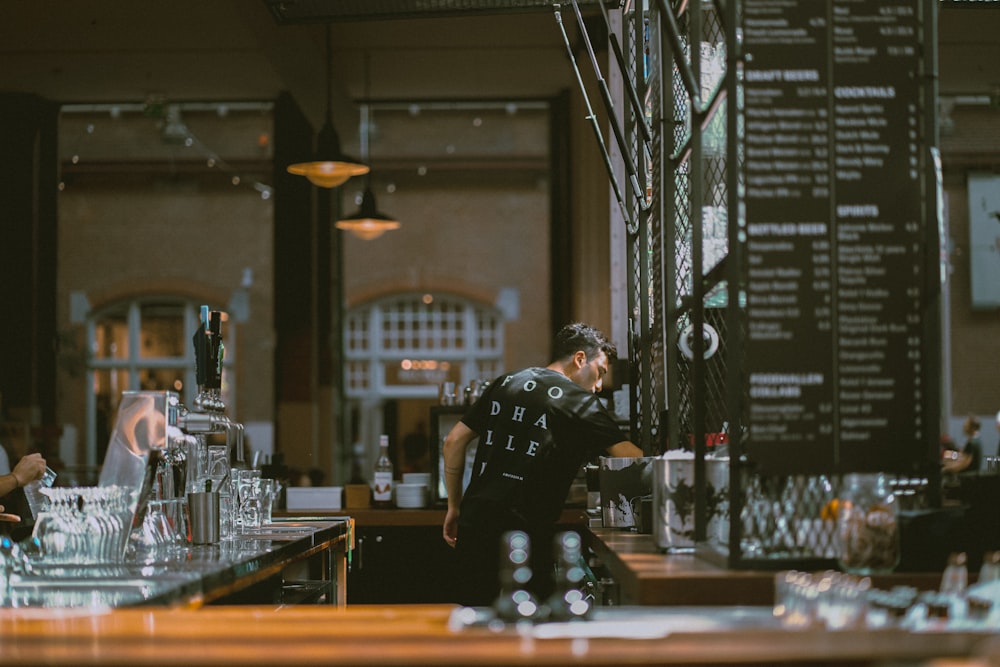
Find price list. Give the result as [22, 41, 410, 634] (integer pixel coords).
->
[742, 0, 926, 473]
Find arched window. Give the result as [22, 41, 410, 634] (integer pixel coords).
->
[345, 293, 504, 401]
[86, 297, 235, 468]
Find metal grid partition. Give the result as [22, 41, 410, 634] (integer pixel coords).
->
[631, 0, 942, 570]
[622, 6, 660, 453]
[638, 0, 734, 546]
[425, 0, 943, 571]
[552, 0, 661, 448]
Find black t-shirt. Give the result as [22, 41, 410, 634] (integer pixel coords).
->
[963, 437, 982, 473]
[458, 367, 627, 528]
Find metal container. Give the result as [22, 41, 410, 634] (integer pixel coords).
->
[598, 456, 654, 529]
[188, 491, 220, 544]
[652, 453, 730, 551]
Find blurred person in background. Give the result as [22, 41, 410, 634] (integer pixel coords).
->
[0, 450, 48, 523]
[943, 415, 982, 475]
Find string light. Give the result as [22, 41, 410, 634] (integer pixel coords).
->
[59, 102, 275, 201]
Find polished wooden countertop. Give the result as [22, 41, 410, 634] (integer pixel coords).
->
[0, 603, 994, 666]
[585, 528, 774, 606]
[586, 528, 953, 606]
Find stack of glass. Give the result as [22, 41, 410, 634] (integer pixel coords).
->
[31, 486, 134, 564]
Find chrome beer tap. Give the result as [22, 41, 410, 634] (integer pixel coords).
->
[177, 306, 245, 467]
[99, 306, 245, 556]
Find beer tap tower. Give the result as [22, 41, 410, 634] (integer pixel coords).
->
[176, 306, 245, 475]
[98, 306, 244, 547]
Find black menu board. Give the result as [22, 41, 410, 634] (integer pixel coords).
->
[742, 0, 927, 474]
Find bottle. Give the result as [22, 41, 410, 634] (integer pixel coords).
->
[372, 434, 393, 508]
[940, 551, 968, 596]
[979, 550, 1000, 584]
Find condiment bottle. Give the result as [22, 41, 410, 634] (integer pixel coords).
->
[372, 434, 394, 508]
[940, 551, 968, 596]
[978, 550, 1000, 584]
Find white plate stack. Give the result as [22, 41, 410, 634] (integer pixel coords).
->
[402, 472, 432, 486]
[395, 482, 429, 509]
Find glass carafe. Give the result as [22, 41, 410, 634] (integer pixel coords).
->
[836, 473, 899, 575]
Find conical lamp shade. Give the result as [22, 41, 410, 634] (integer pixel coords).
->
[336, 187, 401, 240]
[287, 119, 370, 188]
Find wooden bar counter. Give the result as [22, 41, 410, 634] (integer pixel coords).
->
[586, 527, 949, 606]
[2, 511, 995, 666]
[0, 603, 995, 666]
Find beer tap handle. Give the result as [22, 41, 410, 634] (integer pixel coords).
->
[206, 310, 224, 391]
[192, 305, 210, 389]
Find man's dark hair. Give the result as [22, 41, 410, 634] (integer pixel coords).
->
[552, 322, 617, 362]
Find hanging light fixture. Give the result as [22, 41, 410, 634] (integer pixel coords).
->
[287, 25, 369, 188]
[335, 185, 401, 240]
[336, 54, 400, 240]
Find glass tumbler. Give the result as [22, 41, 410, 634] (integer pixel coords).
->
[238, 470, 263, 532]
[260, 478, 278, 525]
[24, 466, 57, 519]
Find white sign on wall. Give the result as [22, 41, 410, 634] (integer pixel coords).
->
[968, 172, 1000, 309]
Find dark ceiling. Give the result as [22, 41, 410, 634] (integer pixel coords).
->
[0, 1, 996, 132]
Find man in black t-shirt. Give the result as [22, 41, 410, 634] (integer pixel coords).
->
[441, 323, 642, 606]
[944, 415, 983, 475]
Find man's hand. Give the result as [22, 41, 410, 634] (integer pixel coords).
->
[12, 453, 47, 487]
[443, 507, 459, 548]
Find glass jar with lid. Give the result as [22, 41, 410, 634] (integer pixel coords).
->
[836, 473, 900, 575]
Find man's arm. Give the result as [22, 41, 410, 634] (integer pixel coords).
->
[0, 453, 47, 497]
[943, 450, 972, 473]
[441, 421, 478, 547]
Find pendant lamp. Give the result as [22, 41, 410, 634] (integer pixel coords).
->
[287, 25, 368, 188]
[336, 184, 401, 240]
[336, 55, 400, 240]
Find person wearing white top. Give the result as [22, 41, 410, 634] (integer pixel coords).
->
[0, 449, 47, 521]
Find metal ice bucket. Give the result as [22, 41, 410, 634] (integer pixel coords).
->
[598, 457, 654, 529]
[652, 453, 729, 551]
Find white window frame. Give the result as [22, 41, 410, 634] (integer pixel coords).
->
[344, 292, 504, 402]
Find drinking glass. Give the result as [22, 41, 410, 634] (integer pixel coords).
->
[260, 478, 278, 525]
[238, 470, 263, 531]
[31, 510, 65, 562]
[98, 485, 132, 562]
[218, 489, 236, 540]
[206, 445, 230, 493]
[229, 468, 244, 533]
[160, 497, 191, 546]
[440, 382, 457, 405]
[141, 500, 181, 551]
[24, 466, 57, 519]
